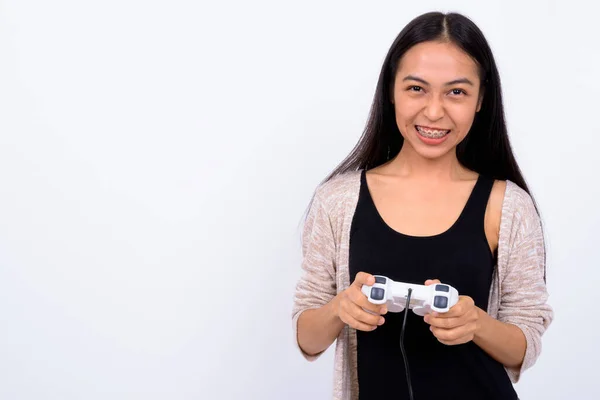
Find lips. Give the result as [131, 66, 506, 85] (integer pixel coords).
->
[415, 125, 451, 139]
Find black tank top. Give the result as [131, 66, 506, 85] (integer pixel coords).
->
[349, 170, 518, 400]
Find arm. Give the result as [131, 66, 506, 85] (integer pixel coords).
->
[425, 295, 527, 368]
[475, 182, 552, 374]
[298, 272, 384, 356]
[425, 186, 553, 379]
[495, 202, 554, 381]
[292, 190, 339, 360]
[473, 308, 526, 368]
[496, 188, 554, 382]
[292, 188, 387, 359]
[297, 297, 346, 357]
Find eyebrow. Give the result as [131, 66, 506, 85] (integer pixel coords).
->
[402, 75, 475, 86]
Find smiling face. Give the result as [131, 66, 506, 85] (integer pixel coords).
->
[392, 40, 484, 160]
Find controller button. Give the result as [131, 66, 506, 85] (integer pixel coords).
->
[435, 284, 450, 292]
[371, 287, 385, 301]
[433, 296, 448, 309]
[375, 276, 387, 284]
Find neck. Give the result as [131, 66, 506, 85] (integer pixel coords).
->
[387, 144, 471, 182]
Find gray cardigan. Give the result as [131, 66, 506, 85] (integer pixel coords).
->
[292, 170, 553, 400]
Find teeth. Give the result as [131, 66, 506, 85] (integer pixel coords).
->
[416, 126, 449, 139]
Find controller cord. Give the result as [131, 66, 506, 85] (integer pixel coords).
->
[400, 288, 414, 400]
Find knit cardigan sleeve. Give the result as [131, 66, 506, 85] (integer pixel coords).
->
[497, 181, 554, 382]
[291, 187, 338, 361]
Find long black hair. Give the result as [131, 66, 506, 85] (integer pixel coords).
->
[321, 11, 535, 203]
[309, 11, 546, 278]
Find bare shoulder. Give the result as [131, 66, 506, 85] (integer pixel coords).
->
[490, 180, 507, 211]
[485, 180, 507, 253]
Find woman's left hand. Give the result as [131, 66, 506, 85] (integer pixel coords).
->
[423, 279, 482, 346]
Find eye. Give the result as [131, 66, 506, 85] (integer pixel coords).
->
[408, 85, 423, 92]
[450, 88, 466, 96]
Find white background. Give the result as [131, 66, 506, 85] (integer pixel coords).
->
[0, 0, 598, 399]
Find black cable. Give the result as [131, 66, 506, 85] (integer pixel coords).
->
[400, 288, 414, 400]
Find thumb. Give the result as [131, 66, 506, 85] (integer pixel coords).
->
[424, 279, 441, 286]
[352, 272, 375, 287]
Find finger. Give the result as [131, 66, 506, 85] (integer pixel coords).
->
[350, 287, 387, 314]
[343, 313, 379, 332]
[424, 314, 466, 329]
[440, 296, 474, 318]
[437, 336, 472, 346]
[430, 325, 468, 342]
[346, 299, 385, 326]
[424, 279, 441, 286]
[430, 322, 476, 343]
[352, 272, 375, 288]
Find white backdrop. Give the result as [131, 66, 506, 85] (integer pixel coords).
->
[0, 0, 598, 399]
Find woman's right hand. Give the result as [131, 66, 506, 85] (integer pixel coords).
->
[334, 272, 387, 331]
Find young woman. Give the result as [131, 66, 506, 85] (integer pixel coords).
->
[292, 11, 553, 400]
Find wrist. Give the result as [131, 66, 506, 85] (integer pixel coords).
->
[328, 293, 342, 321]
[473, 307, 488, 341]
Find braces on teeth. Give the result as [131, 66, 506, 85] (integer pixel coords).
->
[417, 126, 449, 139]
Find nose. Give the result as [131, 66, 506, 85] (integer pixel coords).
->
[423, 95, 445, 121]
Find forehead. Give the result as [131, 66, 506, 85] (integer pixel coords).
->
[396, 41, 480, 82]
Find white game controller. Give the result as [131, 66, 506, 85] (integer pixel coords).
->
[361, 275, 459, 316]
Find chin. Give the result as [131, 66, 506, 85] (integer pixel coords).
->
[404, 136, 457, 160]
[417, 147, 455, 160]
